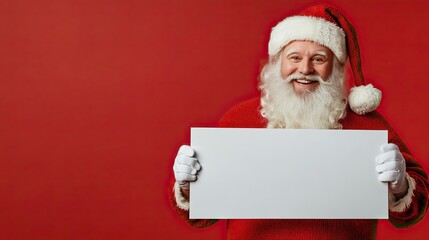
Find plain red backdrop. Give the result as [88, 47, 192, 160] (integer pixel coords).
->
[0, 0, 428, 239]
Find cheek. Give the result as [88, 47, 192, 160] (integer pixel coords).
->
[281, 62, 295, 78]
[319, 63, 333, 80]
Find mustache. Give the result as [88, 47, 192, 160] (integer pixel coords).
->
[284, 73, 324, 83]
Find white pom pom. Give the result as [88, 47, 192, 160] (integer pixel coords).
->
[348, 84, 382, 115]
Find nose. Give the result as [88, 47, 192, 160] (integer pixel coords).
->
[298, 59, 313, 75]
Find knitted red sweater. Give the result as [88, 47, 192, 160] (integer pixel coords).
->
[169, 98, 428, 240]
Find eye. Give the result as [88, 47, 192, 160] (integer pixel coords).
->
[288, 55, 301, 62]
[312, 57, 326, 64]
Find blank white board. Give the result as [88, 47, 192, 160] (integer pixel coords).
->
[190, 128, 388, 219]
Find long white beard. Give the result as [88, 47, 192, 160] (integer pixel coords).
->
[259, 58, 347, 129]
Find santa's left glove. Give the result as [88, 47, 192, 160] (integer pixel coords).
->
[376, 143, 408, 195]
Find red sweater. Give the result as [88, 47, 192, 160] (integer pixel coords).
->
[169, 98, 428, 240]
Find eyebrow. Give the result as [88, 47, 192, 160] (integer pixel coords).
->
[315, 50, 328, 57]
[284, 49, 298, 56]
[284, 49, 328, 58]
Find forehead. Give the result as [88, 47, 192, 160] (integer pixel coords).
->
[283, 40, 333, 55]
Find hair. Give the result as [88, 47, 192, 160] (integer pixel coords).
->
[259, 54, 347, 129]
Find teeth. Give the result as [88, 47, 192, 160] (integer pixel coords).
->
[296, 79, 313, 84]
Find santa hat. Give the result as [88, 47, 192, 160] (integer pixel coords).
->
[268, 4, 381, 115]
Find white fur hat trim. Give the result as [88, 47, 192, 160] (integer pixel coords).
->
[348, 84, 382, 115]
[268, 16, 347, 63]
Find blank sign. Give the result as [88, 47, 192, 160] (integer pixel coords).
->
[190, 128, 388, 219]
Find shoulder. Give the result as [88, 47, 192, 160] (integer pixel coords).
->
[218, 98, 267, 128]
[341, 108, 394, 131]
[342, 108, 411, 152]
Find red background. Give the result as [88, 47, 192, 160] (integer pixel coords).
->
[0, 0, 428, 239]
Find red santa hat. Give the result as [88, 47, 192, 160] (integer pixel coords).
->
[268, 4, 381, 115]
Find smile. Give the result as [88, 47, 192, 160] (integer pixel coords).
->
[291, 79, 320, 94]
[295, 79, 317, 85]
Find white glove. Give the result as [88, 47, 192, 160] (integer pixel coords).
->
[173, 145, 201, 191]
[376, 143, 407, 194]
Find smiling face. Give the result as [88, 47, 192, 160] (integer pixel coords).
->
[280, 40, 334, 95]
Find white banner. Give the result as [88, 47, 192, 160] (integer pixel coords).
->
[190, 128, 388, 219]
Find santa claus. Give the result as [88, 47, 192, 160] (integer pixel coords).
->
[170, 4, 428, 240]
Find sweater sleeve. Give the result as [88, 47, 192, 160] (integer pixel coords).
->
[382, 116, 429, 228]
[168, 179, 219, 228]
[387, 147, 428, 228]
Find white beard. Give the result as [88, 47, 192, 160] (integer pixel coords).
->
[259, 58, 347, 129]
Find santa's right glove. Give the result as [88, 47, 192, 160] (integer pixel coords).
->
[173, 145, 201, 192]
